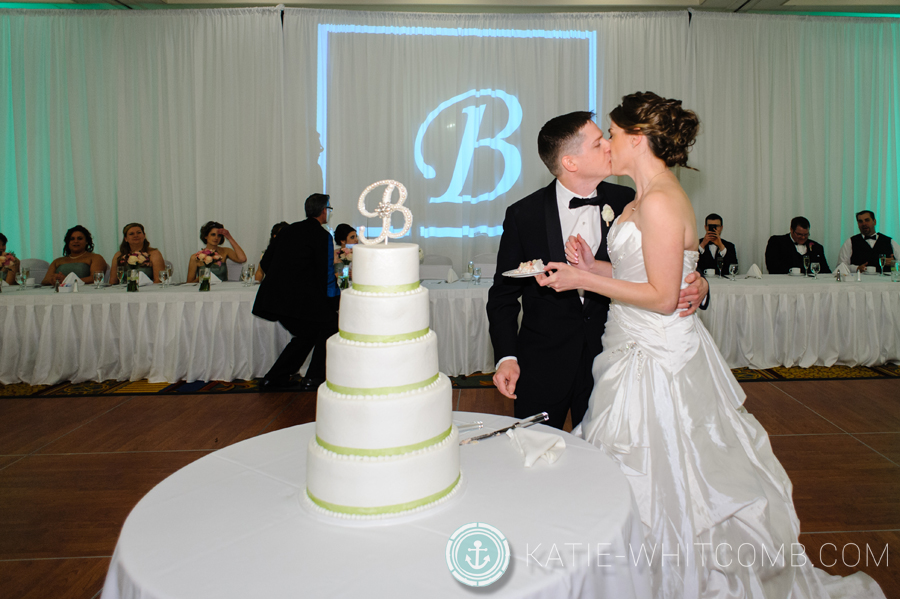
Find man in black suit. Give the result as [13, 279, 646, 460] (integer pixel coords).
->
[486, 111, 709, 430]
[838, 210, 899, 273]
[765, 216, 831, 275]
[697, 213, 738, 276]
[254, 193, 340, 391]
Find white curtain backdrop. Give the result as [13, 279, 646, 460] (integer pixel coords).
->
[686, 11, 900, 272]
[2, 8, 899, 276]
[0, 8, 285, 281]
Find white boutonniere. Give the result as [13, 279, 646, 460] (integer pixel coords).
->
[601, 204, 615, 226]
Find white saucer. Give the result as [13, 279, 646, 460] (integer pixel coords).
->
[788, 272, 805, 276]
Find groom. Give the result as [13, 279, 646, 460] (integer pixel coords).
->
[486, 111, 708, 429]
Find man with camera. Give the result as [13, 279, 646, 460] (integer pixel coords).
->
[697, 213, 738, 277]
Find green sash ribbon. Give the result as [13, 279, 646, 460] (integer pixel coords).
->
[339, 327, 429, 343]
[307, 473, 461, 516]
[350, 281, 420, 293]
[316, 426, 452, 457]
[326, 373, 439, 396]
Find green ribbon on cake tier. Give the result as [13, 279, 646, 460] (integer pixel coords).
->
[317, 425, 452, 457]
[339, 327, 429, 343]
[307, 473, 461, 516]
[326, 372, 439, 396]
[350, 281, 420, 293]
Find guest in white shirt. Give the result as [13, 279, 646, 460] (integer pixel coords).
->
[838, 210, 898, 273]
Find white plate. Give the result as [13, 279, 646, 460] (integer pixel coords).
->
[502, 269, 545, 278]
[788, 272, 805, 276]
[861, 269, 880, 275]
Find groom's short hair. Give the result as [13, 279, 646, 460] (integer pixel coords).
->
[538, 111, 596, 177]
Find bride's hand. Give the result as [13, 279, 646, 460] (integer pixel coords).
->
[537, 262, 584, 292]
[565, 234, 595, 272]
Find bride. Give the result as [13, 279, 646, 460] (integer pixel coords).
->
[538, 92, 884, 599]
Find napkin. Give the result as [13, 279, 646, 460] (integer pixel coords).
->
[61, 272, 80, 288]
[836, 263, 851, 277]
[744, 264, 763, 279]
[506, 427, 566, 467]
[137, 271, 154, 287]
[446, 268, 459, 283]
[0, 280, 8, 287]
[209, 272, 222, 285]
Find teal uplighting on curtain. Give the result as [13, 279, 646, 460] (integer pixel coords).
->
[0, 4, 122, 9]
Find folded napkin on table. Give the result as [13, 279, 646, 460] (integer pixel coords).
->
[506, 427, 566, 467]
[137, 271, 154, 287]
[836, 263, 852, 277]
[61, 272, 81, 288]
[209, 272, 222, 284]
[0, 280, 8, 287]
[744, 264, 763, 279]
[446, 268, 459, 283]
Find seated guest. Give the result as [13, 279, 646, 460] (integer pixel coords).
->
[255, 221, 289, 282]
[697, 213, 737, 276]
[42, 225, 108, 285]
[765, 216, 831, 274]
[186, 221, 247, 282]
[110, 223, 166, 284]
[838, 209, 898, 273]
[0, 232, 20, 285]
[333, 224, 358, 248]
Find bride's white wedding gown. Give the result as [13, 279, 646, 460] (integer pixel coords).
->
[575, 219, 884, 599]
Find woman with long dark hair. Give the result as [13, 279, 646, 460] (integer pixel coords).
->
[42, 225, 108, 285]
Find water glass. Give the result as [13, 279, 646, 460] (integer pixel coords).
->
[93, 272, 104, 289]
[240, 266, 252, 287]
[117, 266, 125, 286]
[159, 270, 170, 288]
[892, 265, 900, 283]
[878, 254, 888, 275]
[802, 254, 810, 275]
[810, 262, 821, 280]
[728, 263, 738, 281]
[16, 270, 27, 290]
[473, 267, 482, 286]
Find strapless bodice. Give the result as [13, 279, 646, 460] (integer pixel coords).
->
[57, 262, 92, 279]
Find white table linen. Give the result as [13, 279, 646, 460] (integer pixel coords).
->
[423, 279, 494, 376]
[698, 274, 900, 368]
[100, 413, 651, 599]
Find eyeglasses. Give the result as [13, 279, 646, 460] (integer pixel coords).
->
[326, 206, 334, 212]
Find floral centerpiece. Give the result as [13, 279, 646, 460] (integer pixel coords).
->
[337, 247, 352, 289]
[0, 252, 16, 271]
[119, 251, 152, 269]
[338, 247, 353, 267]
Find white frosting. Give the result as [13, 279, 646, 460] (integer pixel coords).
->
[315, 374, 452, 451]
[326, 331, 438, 391]
[306, 426, 460, 510]
[350, 243, 420, 288]
[339, 286, 430, 338]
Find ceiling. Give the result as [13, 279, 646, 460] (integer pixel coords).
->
[8, 0, 900, 16]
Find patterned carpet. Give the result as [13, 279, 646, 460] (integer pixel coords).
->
[1, 364, 898, 398]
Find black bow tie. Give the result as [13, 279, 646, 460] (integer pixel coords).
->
[864, 235, 877, 241]
[569, 196, 601, 209]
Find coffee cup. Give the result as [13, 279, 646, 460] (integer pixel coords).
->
[703, 269, 716, 276]
[789, 267, 801, 275]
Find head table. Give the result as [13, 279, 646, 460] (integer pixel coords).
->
[0, 280, 493, 386]
[698, 273, 900, 369]
[100, 413, 650, 599]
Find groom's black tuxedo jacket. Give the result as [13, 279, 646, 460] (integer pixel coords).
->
[486, 180, 634, 427]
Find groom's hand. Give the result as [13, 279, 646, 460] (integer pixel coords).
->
[493, 360, 520, 399]
[678, 271, 708, 317]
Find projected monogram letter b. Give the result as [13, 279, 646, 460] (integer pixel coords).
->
[414, 89, 522, 204]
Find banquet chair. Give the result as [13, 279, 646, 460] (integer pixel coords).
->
[20, 258, 50, 286]
[227, 261, 243, 282]
[419, 254, 454, 280]
[472, 252, 498, 278]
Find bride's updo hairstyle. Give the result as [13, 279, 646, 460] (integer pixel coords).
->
[610, 92, 700, 168]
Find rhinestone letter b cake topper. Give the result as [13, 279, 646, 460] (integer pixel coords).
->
[358, 180, 413, 245]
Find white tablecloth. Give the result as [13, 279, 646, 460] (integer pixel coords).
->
[100, 413, 650, 599]
[0, 281, 494, 386]
[698, 274, 900, 369]
[423, 279, 494, 376]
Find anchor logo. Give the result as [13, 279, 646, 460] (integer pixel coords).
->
[446, 522, 510, 587]
[465, 540, 491, 570]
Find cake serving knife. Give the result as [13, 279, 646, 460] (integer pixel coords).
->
[459, 412, 549, 445]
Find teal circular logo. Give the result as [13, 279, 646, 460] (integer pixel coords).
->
[446, 522, 510, 587]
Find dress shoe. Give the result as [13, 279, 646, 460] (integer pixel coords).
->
[258, 377, 299, 391]
[298, 377, 325, 392]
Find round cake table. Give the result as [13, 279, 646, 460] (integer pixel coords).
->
[100, 413, 651, 599]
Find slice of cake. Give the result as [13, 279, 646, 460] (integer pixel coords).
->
[306, 242, 461, 518]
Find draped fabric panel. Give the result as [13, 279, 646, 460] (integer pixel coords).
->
[1, 9, 899, 279]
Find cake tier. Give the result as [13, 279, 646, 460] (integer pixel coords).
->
[306, 426, 460, 516]
[325, 331, 438, 395]
[315, 373, 452, 454]
[350, 243, 420, 291]
[338, 285, 430, 342]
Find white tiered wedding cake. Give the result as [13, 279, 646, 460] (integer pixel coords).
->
[306, 222, 460, 518]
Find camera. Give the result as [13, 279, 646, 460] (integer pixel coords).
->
[707, 224, 717, 232]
